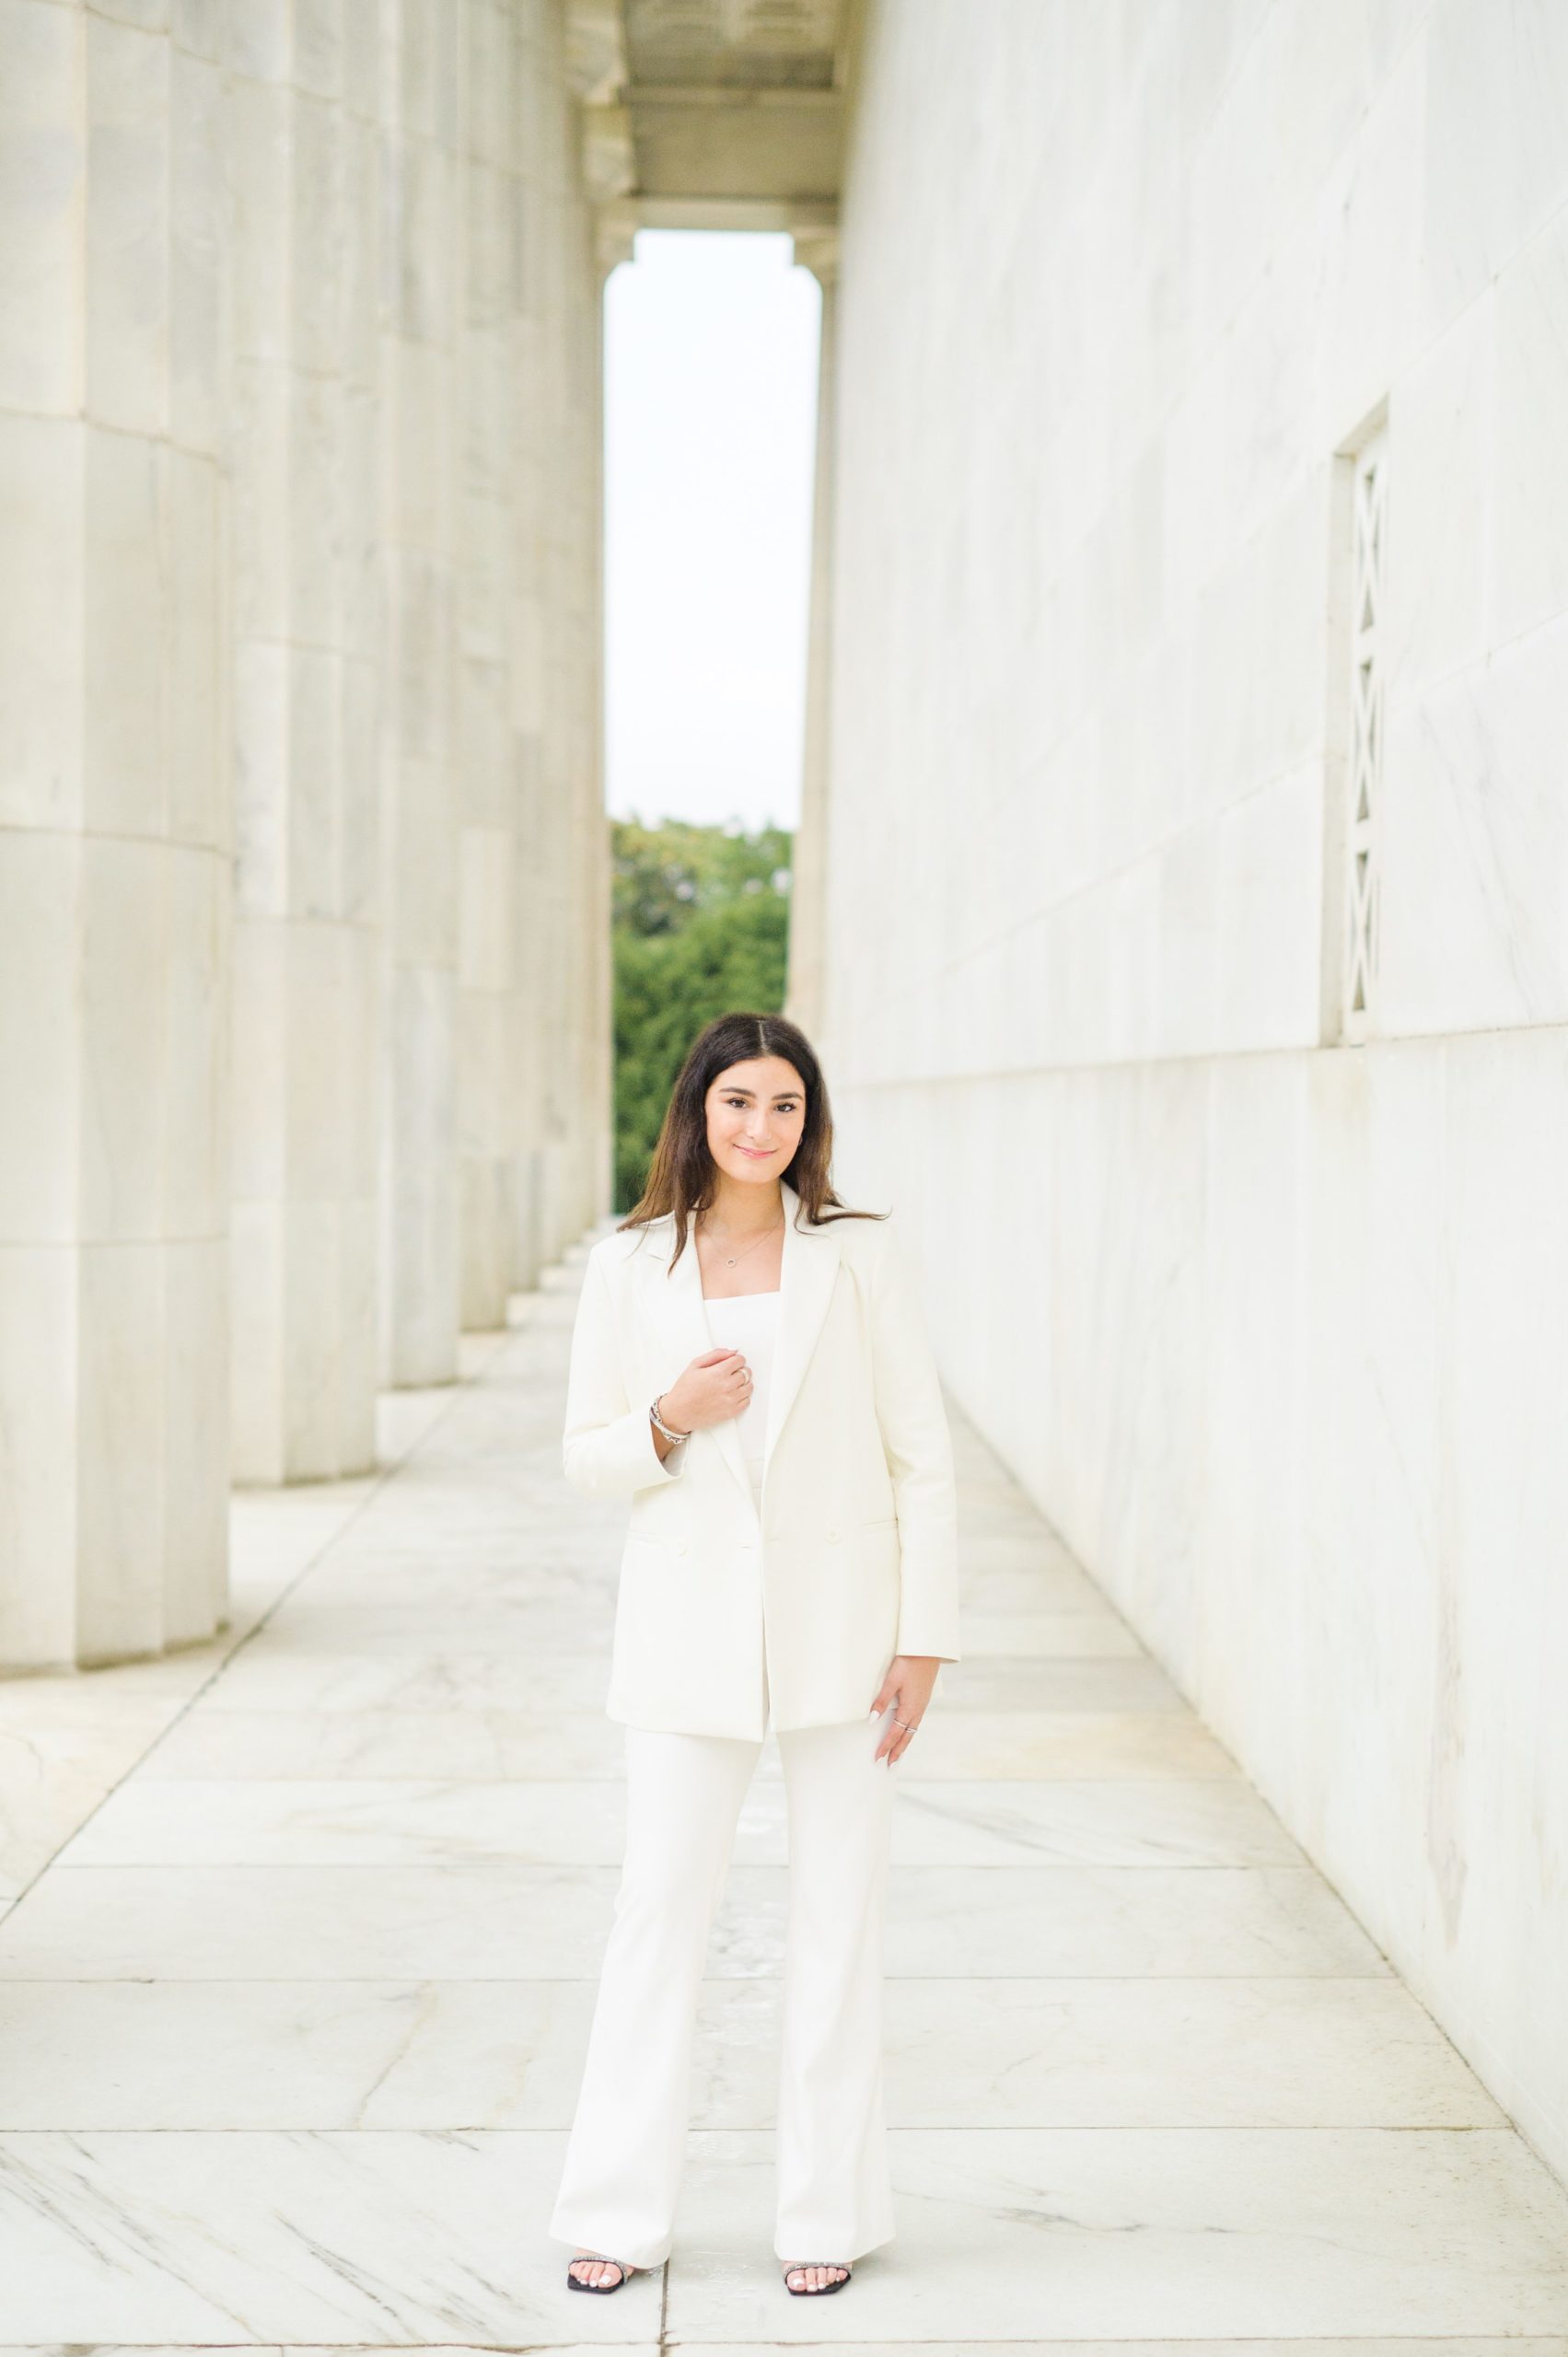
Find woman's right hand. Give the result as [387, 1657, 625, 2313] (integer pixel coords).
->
[659, 1346, 751, 1434]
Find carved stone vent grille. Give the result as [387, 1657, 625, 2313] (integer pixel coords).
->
[1342, 430, 1386, 1041]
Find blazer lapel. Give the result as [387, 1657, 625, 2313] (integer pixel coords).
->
[761, 1180, 842, 1481]
[638, 1206, 754, 1511]
[635, 1178, 843, 1515]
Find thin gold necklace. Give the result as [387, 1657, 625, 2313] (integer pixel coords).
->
[701, 1210, 783, 1270]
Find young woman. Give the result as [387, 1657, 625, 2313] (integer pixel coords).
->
[548, 1010, 961, 2299]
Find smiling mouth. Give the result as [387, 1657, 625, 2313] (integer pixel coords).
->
[738, 1146, 774, 1157]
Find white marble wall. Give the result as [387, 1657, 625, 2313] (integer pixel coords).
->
[0, 0, 232, 1666]
[817, 0, 1568, 2182]
[0, 0, 610, 1662]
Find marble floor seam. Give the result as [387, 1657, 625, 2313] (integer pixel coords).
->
[0, 1255, 1563, 2342]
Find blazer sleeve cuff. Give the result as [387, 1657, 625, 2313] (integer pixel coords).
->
[895, 1613, 962, 1661]
[638, 1408, 690, 1487]
[564, 1403, 690, 1495]
[893, 1542, 962, 1661]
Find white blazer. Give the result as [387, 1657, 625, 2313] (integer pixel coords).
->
[562, 1179, 962, 1739]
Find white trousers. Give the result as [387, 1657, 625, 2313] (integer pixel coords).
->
[548, 1701, 900, 2268]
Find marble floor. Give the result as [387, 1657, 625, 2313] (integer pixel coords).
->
[2, 1239, 1568, 2352]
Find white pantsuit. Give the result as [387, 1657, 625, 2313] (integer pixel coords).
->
[548, 1709, 900, 2266]
[550, 1179, 961, 2264]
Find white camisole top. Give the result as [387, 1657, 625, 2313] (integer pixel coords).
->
[701, 1288, 781, 1497]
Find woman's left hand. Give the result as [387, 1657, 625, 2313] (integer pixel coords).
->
[869, 1655, 940, 1764]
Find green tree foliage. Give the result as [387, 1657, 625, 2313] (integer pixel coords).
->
[612, 818, 793, 1212]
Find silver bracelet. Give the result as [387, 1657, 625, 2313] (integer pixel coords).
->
[649, 1396, 690, 1445]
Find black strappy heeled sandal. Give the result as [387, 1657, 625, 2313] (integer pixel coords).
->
[566, 2250, 642, 2293]
[782, 2259, 853, 2295]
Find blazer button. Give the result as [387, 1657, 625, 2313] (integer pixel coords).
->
[827, 1527, 840, 1543]
[676, 1538, 689, 1555]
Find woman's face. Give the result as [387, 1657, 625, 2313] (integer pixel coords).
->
[704, 1056, 807, 1190]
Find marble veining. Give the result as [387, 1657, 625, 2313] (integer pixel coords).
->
[0, 1240, 1563, 2343]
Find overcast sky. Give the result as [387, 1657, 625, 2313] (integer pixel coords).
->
[603, 231, 821, 837]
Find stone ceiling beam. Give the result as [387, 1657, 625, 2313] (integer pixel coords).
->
[567, 0, 850, 230]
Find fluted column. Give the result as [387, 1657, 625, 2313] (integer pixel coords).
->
[538, 3, 612, 1260]
[457, 0, 535, 1327]
[463, 0, 610, 1309]
[227, 4, 382, 1481]
[377, 0, 465, 1386]
[784, 231, 838, 1043]
[0, 0, 230, 1666]
[571, 219, 617, 1244]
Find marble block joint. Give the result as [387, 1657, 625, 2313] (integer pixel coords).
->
[785, 0, 1568, 2208]
[0, 0, 611, 1658]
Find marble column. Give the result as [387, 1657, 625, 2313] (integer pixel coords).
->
[458, 0, 610, 1318]
[541, 157, 614, 1261]
[456, 0, 537, 1329]
[784, 231, 837, 1044]
[569, 221, 617, 1253]
[227, 4, 381, 1482]
[0, 0, 230, 1666]
[377, 0, 465, 1387]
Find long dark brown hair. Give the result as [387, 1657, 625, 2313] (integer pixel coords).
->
[618, 1011, 886, 1268]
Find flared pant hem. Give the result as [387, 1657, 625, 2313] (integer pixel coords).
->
[547, 2211, 674, 2271]
[550, 1706, 900, 2269]
[772, 2219, 897, 2265]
